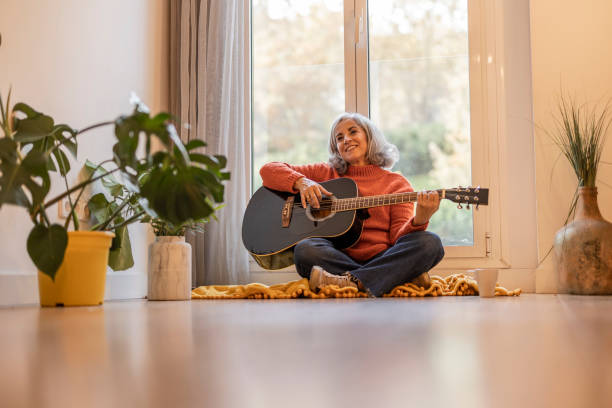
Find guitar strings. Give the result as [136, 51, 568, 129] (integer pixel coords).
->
[288, 189, 480, 210]
[291, 198, 417, 210]
[290, 191, 430, 210]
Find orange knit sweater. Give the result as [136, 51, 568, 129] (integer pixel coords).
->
[259, 162, 428, 261]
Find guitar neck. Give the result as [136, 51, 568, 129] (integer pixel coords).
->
[331, 190, 445, 211]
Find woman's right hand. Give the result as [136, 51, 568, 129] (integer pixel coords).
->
[294, 177, 333, 209]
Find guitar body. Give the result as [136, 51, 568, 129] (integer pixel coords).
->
[242, 178, 364, 270]
[242, 177, 489, 270]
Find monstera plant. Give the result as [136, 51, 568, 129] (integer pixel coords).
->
[0, 90, 229, 281]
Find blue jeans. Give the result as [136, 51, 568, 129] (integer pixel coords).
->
[293, 231, 445, 297]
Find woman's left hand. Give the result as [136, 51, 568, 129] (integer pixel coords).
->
[413, 191, 441, 226]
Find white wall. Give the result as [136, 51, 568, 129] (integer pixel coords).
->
[530, 0, 612, 292]
[0, 0, 169, 305]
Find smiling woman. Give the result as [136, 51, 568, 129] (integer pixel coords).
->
[258, 112, 444, 297]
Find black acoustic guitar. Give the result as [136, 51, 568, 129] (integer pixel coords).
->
[242, 177, 489, 270]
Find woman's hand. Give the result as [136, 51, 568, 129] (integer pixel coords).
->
[413, 191, 441, 226]
[294, 177, 333, 209]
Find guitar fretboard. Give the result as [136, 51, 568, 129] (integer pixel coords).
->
[331, 190, 443, 211]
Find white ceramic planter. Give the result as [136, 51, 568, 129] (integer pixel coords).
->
[148, 236, 192, 301]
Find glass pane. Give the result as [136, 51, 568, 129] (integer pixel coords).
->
[368, 0, 473, 246]
[252, 0, 345, 191]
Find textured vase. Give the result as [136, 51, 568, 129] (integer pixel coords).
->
[554, 187, 612, 294]
[148, 236, 192, 300]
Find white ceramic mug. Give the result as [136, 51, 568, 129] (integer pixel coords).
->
[469, 269, 498, 298]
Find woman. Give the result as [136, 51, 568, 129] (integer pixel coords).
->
[259, 112, 444, 297]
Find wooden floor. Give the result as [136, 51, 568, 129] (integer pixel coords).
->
[1, 295, 611, 408]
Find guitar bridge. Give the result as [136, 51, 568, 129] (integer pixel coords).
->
[281, 196, 294, 228]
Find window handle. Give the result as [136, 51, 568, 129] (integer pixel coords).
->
[355, 7, 365, 48]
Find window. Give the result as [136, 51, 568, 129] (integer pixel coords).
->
[251, 0, 490, 257]
[252, 0, 346, 187]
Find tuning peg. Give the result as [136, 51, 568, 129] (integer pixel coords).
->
[457, 203, 463, 209]
[475, 204, 479, 211]
[466, 204, 470, 210]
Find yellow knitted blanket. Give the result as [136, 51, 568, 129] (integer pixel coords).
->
[191, 274, 521, 299]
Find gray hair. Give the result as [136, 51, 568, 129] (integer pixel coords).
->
[328, 112, 399, 175]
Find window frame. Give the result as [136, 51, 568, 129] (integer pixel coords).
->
[247, 0, 510, 275]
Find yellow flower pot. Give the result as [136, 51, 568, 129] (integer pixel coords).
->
[37, 231, 115, 307]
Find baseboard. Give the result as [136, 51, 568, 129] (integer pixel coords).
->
[0, 271, 147, 307]
[535, 264, 558, 294]
[0, 273, 39, 306]
[249, 267, 536, 293]
[105, 271, 147, 300]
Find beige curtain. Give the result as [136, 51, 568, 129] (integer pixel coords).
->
[169, 0, 251, 285]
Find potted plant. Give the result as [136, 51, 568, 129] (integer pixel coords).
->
[0, 90, 229, 306]
[551, 93, 612, 294]
[92, 141, 229, 301]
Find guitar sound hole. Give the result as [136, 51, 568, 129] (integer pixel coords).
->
[304, 198, 337, 222]
[309, 209, 333, 220]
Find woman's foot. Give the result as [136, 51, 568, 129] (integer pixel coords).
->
[410, 272, 431, 289]
[309, 266, 358, 291]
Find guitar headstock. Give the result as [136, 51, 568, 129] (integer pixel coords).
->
[443, 186, 489, 209]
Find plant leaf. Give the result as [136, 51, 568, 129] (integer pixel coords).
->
[103, 179, 124, 197]
[214, 155, 227, 168]
[144, 112, 172, 131]
[12, 103, 55, 143]
[27, 223, 68, 281]
[83, 159, 101, 178]
[151, 151, 168, 166]
[20, 150, 52, 206]
[51, 148, 70, 176]
[140, 165, 222, 225]
[53, 124, 78, 156]
[112, 117, 140, 170]
[189, 153, 220, 169]
[185, 139, 207, 151]
[107, 224, 134, 271]
[87, 193, 112, 223]
[0, 140, 51, 209]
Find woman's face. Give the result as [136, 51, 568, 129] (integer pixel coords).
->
[334, 119, 369, 166]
